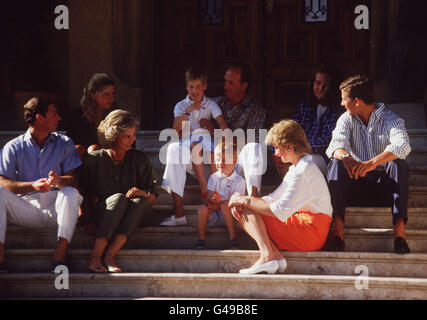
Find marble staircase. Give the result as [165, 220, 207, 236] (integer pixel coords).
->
[1, 130, 427, 299]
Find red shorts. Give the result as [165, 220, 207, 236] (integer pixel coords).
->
[261, 211, 332, 252]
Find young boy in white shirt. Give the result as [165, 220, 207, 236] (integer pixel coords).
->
[161, 67, 228, 226]
[195, 142, 246, 249]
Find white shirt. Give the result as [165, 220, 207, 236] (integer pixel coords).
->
[262, 155, 332, 222]
[316, 104, 328, 124]
[326, 103, 411, 161]
[174, 95, 222, 132]
[207, 170, 246, 201]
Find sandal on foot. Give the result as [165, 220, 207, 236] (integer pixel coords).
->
[88, 265, 108, 273]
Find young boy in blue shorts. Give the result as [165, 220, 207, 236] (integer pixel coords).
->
[195, 142, 246, 249]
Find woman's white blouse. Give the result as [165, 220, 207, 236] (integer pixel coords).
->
[262, 155, 333, 222]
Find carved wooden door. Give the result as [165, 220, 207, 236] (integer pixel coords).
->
[261, 0, 370, 126]
[150, 0, 370, 130]
[151, 0, 260, 130]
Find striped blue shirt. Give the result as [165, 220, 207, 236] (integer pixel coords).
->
[326, 103, 411, 162]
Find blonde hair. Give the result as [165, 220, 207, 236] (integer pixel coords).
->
[214, 141, 239, 164]
[265, 119, 311, 154]
[97, 109, 139, 148]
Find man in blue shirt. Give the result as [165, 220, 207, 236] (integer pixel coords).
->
[0, 97, 83, 272]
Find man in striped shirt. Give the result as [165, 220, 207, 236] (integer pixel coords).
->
[325, 75, 411, 254]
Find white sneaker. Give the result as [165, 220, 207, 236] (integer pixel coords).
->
[160, 215, 187, 226]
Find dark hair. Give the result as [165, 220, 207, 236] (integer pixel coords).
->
[227, 62, 250, 85]
[80, 73, 115, 123]
[23, 97, 55, 125]
[185, 66, 208, 84]
[306, 64, 340, 109]
[339, 74, 374, 105]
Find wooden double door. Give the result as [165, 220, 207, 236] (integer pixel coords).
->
[147, 0, 370, 130]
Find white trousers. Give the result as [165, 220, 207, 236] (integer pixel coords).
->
[161, 142, 264, 197]
[0, 187, 83, 244]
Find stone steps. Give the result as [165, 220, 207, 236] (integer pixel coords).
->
[1, 272, 427, 299]
[5, 249, 427, 278]
[5, 225, 427, 253]
[156, 185, 427, 206]
[3, 249, 427, 299]
[2, 129, 427, 299]
[150, 205, 427, 229]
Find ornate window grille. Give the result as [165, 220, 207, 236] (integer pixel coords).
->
[304, 0, 328, 22]
[199, 0, 223, 25]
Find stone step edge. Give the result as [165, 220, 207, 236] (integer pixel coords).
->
[2, 274, 427, 299]
[7, 248, 427, 263]
[161, 185, 427, 192]
[152, 205, 427, 214]
[6, 226, 427, 237]
[2, 273, 427, 289]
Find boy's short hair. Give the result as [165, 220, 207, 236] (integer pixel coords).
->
[185, 66, 207, 84]
[339, 74, 374, 105]
[214, 141, 239, 164]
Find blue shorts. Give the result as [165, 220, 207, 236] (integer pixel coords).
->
[207, 210, 226, 227]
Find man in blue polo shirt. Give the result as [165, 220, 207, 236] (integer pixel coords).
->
[0, 97, 83, 273]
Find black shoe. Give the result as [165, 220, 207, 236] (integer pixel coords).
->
[195, 239, 206, 250]
[394, 237, 410, 254]
[322, 236, 345, 252]
[0, 261, 8, 274]
[229, 238, 240, 250]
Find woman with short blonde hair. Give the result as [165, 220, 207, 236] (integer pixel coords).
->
[229, 119, 332, 274]
[80, 109, 159, 273]
[97, 109, 140, 149]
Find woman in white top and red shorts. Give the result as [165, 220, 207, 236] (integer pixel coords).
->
[228, 119, 333, 274]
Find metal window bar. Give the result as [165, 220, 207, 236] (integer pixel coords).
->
[199, 0, 223, 25]
[304, 0, 328, 22]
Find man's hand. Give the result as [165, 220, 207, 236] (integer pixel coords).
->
[352, 160, 377, 179]
[343, 157, 377, 180]
[47, 170, 61, 188]
[32, 178, 51, 193]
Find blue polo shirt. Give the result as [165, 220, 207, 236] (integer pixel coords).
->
[0, 130, 82, 182]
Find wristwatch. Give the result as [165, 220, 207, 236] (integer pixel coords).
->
[341, 153, 351, 160]
[244, 196, 251, 206]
